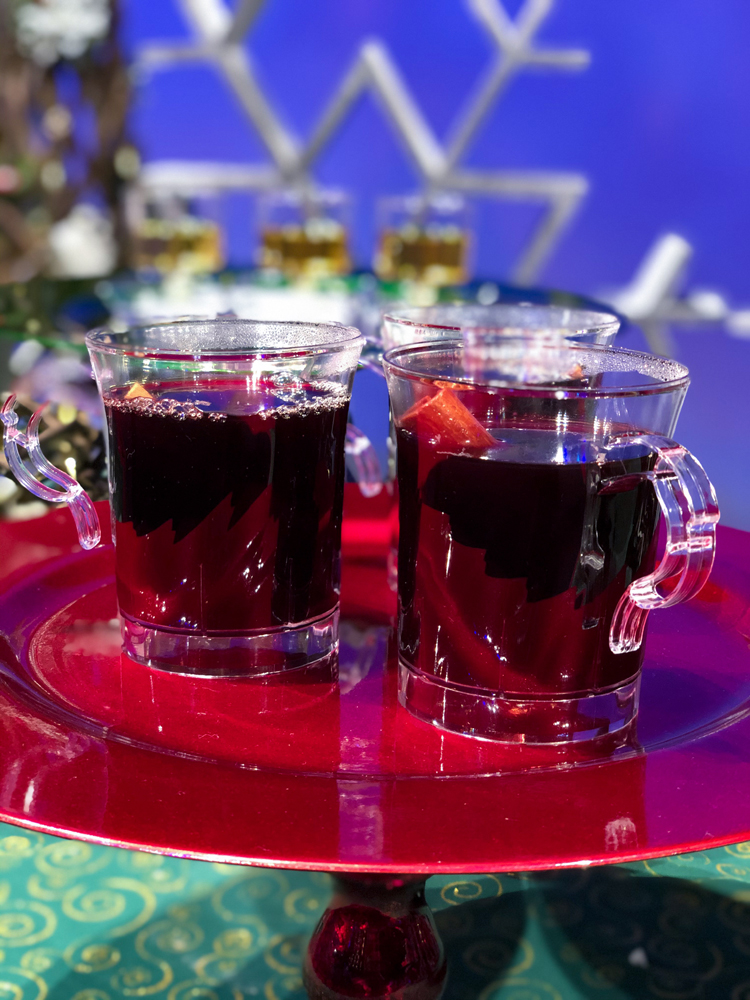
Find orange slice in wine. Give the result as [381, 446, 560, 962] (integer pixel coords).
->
[125, 382, 153, 400]
[400, 387, 494, 451]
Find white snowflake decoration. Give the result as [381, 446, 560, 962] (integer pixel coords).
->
[136, 0, 591, 284]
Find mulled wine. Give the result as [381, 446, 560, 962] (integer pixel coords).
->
[105, 379, 349, 638]
[396, 421, 661, 699]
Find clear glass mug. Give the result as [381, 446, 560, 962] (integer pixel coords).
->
[378, 304, 621, 590]
[2, 319, 370, 677]
[381, 303, 620, 352]
[384, 336, 719, 744]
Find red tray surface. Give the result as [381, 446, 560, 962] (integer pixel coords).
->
[0, 489, 749, 873]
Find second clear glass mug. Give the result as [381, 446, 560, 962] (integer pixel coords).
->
[3, 319, 370, 677]
[380, 303, 621, 352]
[377, 304, 622, 590]
[384, 336, 719, 744]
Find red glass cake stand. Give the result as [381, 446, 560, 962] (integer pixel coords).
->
[1, 488, 749, 999]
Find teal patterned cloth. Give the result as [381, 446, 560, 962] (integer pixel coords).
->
[1, 822, 749, 999]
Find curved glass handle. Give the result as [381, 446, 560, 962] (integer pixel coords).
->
[358, 337, 386, 377]
[358, 357, 386, 376]
[345, 424, 383, 498]
[0, 394, 101, 549]
[607, 433, 719, 654]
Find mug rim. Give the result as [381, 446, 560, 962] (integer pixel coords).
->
[85, 317, 364, 359]
[382, 304, 620, 337]
[382, 338, 691, 397]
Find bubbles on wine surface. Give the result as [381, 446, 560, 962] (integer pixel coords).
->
[104, 378, 348, 422]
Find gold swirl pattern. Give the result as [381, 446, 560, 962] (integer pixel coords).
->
[0, 966, 48, 1000]
[35, 843, 110, 885]
[109, 959, 172, 997]
[439, 875, 503, 906]
[18, 951, 57, 974]
[62, 888, 126, 925]
[718, 862, 750, 881]
[28, 844, 112, 906]
[115, 857, 189, 898]
[64, 942, 121, 973]
[191, 955, 242, 988]
[2, 824, 750, 997]
[263, 975, 302, 1000]
[281, 890, 323, 925]
[26, 876, 68, 905]
[263, 938, 304, 976]
[211, 928, 257, 959]
[193, 924, 273, 986]
[79, 880, 157, 938]
[0, 902, 56, 948]
[0, 837, 43, 873]
[441, 880, 484, 905]
[727, 842, 750, 858]
[166, 982, 222, 1000]
[659, 850, 715, 870]
[150, 921, 203, 957]
[479, 976, 563, 1000]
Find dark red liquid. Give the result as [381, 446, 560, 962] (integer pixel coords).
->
[105, 379, 349, 633]
[397, 423, 661, 696]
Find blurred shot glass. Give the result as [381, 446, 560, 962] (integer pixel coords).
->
[257, 188, 352, 280]
[127, 191, 224, 275]
[374, 192, 471, 287]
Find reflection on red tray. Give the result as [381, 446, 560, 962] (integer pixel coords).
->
[0, 486, 749, 872]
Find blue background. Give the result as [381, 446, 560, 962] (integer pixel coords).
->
[123, 0, 750, 299]
[121, 0, 750, 527]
